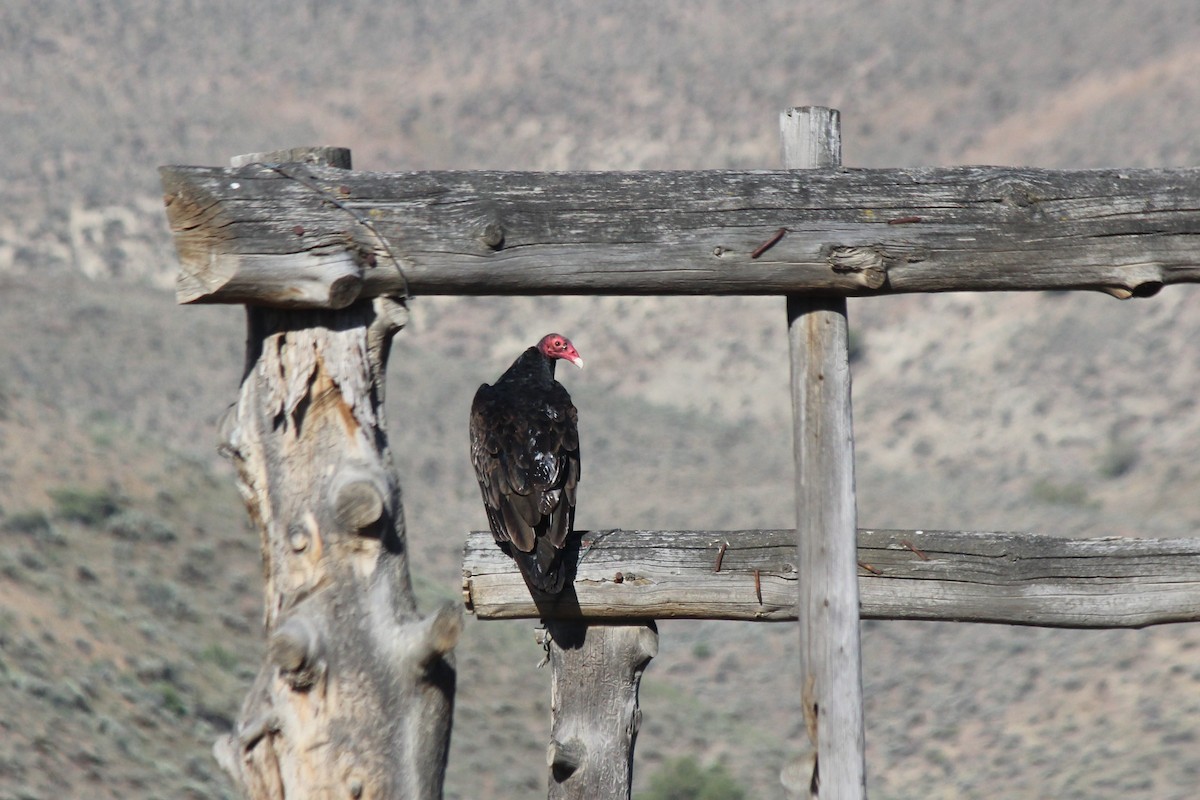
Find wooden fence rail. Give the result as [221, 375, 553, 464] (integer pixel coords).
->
[463, 528, 1200, 629]
[159, 163, 1200, 306]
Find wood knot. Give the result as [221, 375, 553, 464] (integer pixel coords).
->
[998, 181, 1038, 208]
[331, 468, 388, 534]
[423, 602, 464, 661]
[982, 175, 1052, 216]
[547, 737, 586, 782]
[476, 220, 505, 250]
[635, 623, 660, 661]
[327, 273, 364, 310]
[824, 246, 888, 289]
[269, 617, 325, 691]
[371, 295, 410, 338]
[1101, 266, 1165, 299]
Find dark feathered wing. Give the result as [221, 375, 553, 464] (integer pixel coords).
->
[470, 350, 579, 594]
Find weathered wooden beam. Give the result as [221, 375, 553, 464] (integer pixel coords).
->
[783, 106, 865, 800]
[461, 528, 1200, 629]
[159, 161, 1200, 305]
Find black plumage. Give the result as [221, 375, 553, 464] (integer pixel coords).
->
[470, 333, 582, 594]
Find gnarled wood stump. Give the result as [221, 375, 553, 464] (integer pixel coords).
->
[544, 621, 657, 800]
[204, 149, 458, 800]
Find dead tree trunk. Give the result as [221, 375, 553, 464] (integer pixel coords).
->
[210, 149, 459, 800]
[544, 622, 658, 800]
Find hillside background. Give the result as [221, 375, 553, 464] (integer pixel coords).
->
[3, 1, 1200, 798]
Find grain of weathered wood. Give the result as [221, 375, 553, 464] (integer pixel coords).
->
[173, 149, 367, 308]
[230, 147, 353, 170]
[462, 528, 1200, 628]
[217, 299, 458, 800]
[544, 622, 657, 800]
[159, 161, 1200, 304]
[784, 106, 864, 800]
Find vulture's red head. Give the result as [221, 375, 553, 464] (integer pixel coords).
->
[537, 333, 583, 369]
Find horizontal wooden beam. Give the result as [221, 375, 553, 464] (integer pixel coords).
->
[462, 529, 1200, 629]
[160, 163, 1200, 306]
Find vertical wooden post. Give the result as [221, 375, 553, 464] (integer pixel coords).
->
[782, 108, 867, 799]
[211, 148, 459, 800]
[544, 621, 658, 800]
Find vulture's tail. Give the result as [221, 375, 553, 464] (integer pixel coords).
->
[511, 535, 568, 595]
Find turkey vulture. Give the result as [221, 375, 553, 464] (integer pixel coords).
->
[470, 333, 582, 594]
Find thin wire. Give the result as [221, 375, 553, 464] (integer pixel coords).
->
[253, 162, 412, 304]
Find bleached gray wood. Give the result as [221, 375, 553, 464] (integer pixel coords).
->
[543, 622, 658, 800]
[230, 147, 353, 170]
[174, 148, 364, 308]
[175, 250, 366, 309]
[159, 162, 1200, 304]
[783, 106, 866, 800]
[463, 528, 1200, 628]
[211, 149, 458, 800]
